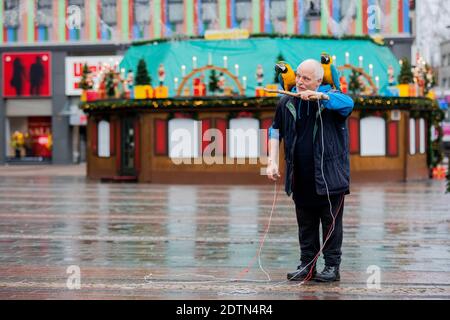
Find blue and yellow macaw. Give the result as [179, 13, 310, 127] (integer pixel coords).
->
[275, 61, 296, 92]
[321, 53, 341, 91]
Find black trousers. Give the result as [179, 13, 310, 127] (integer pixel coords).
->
[293, 194, 345, 267]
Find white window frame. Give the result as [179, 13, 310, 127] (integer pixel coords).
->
[228, 118, 259, 158]
[409, 118, 416, 155]
[419, 118, 426, 154]
[98, 120, 110, 157]
[168, 118, 200, 159]
[360, 116, 386, 156]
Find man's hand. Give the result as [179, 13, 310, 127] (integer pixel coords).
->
[296, 90, 323, 101]
[266, 162, 281, 181]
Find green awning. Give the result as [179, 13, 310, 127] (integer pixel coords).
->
[120, 37, 400, 96]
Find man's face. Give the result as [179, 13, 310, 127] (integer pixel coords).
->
[296, 64, 322, 92]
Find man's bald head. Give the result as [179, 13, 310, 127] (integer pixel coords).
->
[295, 59, 324, 92]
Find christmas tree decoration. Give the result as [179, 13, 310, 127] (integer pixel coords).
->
[398, 58, 414, 84]
[135, 59, 151, 86]
[79, 63, 94, 102]
[208, 69, 220, 94]
[105, 70, 116, 98]
[424, 64, 436, 95]
[397, 57, 415, 97]
[348, 69, 361, 94]
[134, 59, 153, 99]
[79, 63, 93, 90]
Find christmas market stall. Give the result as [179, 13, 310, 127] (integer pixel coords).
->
[80, 36, 444, 184]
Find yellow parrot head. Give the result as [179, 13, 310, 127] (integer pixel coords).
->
[275, 61, 290, 74]
[321, 53, 332, 65]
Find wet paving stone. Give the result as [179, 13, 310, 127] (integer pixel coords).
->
[0, 170, 449, 299]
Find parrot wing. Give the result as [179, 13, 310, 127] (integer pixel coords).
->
[277, 73, 285, 90]
[331, 65, 341, 91]
[285, 66, 296, 92]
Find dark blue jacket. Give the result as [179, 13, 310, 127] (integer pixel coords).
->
[269, 85, 354, 197]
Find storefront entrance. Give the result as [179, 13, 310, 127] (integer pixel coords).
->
[6, 116, 52, 163]
[120, 117, 137, 176]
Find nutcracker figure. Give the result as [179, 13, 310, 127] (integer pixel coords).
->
[158, 63, 165, 86]
[256, 64, 264, 87]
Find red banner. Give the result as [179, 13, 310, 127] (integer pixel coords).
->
[2, 52, 52, 97]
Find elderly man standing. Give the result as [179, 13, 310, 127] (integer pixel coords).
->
[266, 59, 354, 282]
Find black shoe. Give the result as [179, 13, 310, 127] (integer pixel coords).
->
[314, 265, 340, 282]
[287, 263, 316, 281]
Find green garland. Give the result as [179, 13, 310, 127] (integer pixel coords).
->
[80, 97, 281, 112]
[81, 94, 448, 186]
[359, 109, 389, 121]
[132, 34, 384, 47]
[80, 95, 438, 112]
[409, 107, 445, 170]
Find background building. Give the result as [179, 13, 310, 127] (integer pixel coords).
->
[1, 0, 415, 165]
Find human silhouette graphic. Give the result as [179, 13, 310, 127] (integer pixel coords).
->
[10, 58, 25, 96]
[30, 56, 45, 95]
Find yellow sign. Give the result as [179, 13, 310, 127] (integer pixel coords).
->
[204, 29, 250, 41]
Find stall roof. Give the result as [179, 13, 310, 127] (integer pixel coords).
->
[120, 37, 401, 96]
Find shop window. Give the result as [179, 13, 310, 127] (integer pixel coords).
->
[419, 118, 426, 154]
[228, 118, 259, 158]
[235, 0, 252, 29]
[270, 0, 287, 33]
[7, 116, 52, 160]
[154, 118, 168, 156]
[167, 0, 183, 34]
[4, 0, 20, 42]
[168, 0, 183, 23]
[409, 118, 415, 155]
[68, 0, 84, 40]
[133, 0, 151, 39]
[387, 121, 399, 157]
[36, 0, 53, 41]
[360, 116, 386, 156]
[168, 118, 200, 158]
[100, 0, 117, 40]
[98, 120, 111, 157]
[201, 0, 219, 30]
[305, 0, 321, 17]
